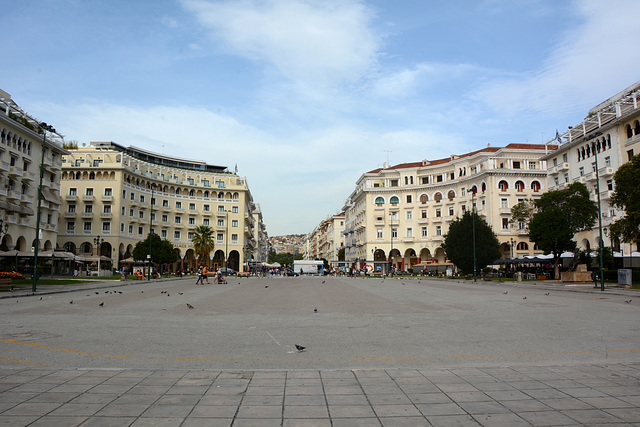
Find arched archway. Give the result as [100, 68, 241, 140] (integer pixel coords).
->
[228, 250, 240, 271]
[403, 248, 417, 272]
[1, 234, 14, 251]
[213, 250, 225, 270]
[389, 248, 401, 273]
[433, 247, 446, 263]
[184, 249, 196, 271]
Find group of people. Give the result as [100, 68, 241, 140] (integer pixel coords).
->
[195, 266, 227, 285]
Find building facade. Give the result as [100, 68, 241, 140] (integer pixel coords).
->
[58, 141, 263, 272]
[542, 81, 640, 258]
[0, 90, 67, 261]
[342, 144, 553, 274]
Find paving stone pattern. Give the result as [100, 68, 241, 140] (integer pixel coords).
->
[1, 363, 639, 426]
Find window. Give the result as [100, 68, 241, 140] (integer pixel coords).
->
[218, 205, 225, 212]
[628, 149, 634, 161]
[202, 179, 210, 187]
[406, 195, 412, 203]
[138, 226, 144, 235]
[123, 190, 126, 199]
[564, 173, 569, 183]
[605, 156, 611, 167]
[83, 222, 92, 233]
[175, 201, 182, 209]
[161, 230, 167, 239]
[421, 226, 427, 237]
[139, 211, 144, 219]
[436, 225, 442, 236]
[390, 179, 398, 187]
[406, 227, 413, 238]
[130, 192, 135, 201]
[607, 179, 613, 191]
[75, 159, 82, 166]
[502, 218, 509, 230]
[436, 175, 443, 183]
[375, 196, 384, 205]
[68, 204, 76, 213]
[187, 178, 194, 185]
[204, 204, 210, 211]
[562, 153, 568, 162]
[86, 188, 94, 196]
[102, 222, 110, 233]
[175, 216, 181, 224]
[128, 224, 133, 234]
[218, 219, 224, 227]
[84, 204, 93, 214]
[528, 161, 536, 169]
[188, 231, 194, 241]
[515, 181, 524, 191]
[174, 231, 181, 240]
[513, 161, 520, 169]
[189, 203, 196, 210]
[501, 198, 508, 209]
[104, 188, 112, 196]
[188, 217, 195, 225]
[448, 206, 454, 216]
[579, 167, 584, 176]
[422, 177, 429, 184]
[406, 211, 412, 220]
[419, 194, 428, 204]
[217, 233, 223, 242]
[498, 180, 508, 191]
[162, 214, 168, 222]
[447, 190, 455, 200]
[390, 211, 398, 221]
[103, 205, 111, 214]
[66, 221, 75, 232]
[435, 208, 441, 217]
[421, 210, 428, 219]
[434, 192, 442, 202]
[377, 229, 383, 239]
[390, 196, 399, 205]
[120, 223, 125, 232]
[232, 206, 239, 214]
[162, 200, 169, 207]
[231, 234, 238, 242]
[391, 228, 397, 238]
[232, 219, 238, 227]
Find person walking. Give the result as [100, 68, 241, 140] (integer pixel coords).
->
[203, 266, 209, 284]
[195, 266, 203, 285]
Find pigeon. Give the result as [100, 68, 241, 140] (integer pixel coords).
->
[167, 294, 170, 297]
[523, 297, 527, 300]
[187, 303, 194, 309]
[503, 291, 508, 294]
[95, 292, 99, 295]
[322, 280, 325, 284]
[141, 291, 144, 293]
[265, 286, 269, 288]
[69, 300, 73, 304]
[118, 291, 123, 294]
[99, 302, 104, 306]
[179, 292, 183, 295]
[39, 297, 42, 300]
[625, 300, 632, 303]
[105, 291, 109, 294]
[314, 307, 318, 313]
[545, 293, 550, 295]
[295, 344, 306, 352]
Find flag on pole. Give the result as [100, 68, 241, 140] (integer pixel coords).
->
[555, 130, 562, 144]
[234, 164, 238, 174]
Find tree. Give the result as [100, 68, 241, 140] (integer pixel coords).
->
[337, 247, 345, 261]
[443, 211, 501, 275]
[610, 153, 640, 245]
[132, 233, 178, 266]
[192, 225, 215, 266]
[523, 182, 597, 279]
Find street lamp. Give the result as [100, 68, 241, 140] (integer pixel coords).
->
[33, 122, 55, 292]
[509, 237, 515, 259]
[389, 212, 395, 277]
[93, 236, 104, 277]
[147, 183, 156, 279]
[224, 210, 230, 270]
[469, 188, 477, 282]
[594, 145, 605, 291]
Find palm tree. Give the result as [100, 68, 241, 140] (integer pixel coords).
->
[192, 225, 215, 267]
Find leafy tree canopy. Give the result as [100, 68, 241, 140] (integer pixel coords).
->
[192, 225, 215, 262]
[443, 211, 501, 275]
[132, 233, 178, 264]
[610, 153, 640, 243]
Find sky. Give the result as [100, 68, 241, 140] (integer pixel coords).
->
[3, 0, 640, 236]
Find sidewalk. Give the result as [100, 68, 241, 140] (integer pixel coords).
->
[1, 363, 639, 426]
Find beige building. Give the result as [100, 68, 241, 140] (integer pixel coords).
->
[342, 144, 553, 274]
[58, 141, 263, 273]
[542, 81, 640, 259]
[0, 90, 67, 265]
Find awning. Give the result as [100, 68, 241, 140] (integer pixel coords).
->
[41, 191, 61, 205]
[82, 255, 112, 262]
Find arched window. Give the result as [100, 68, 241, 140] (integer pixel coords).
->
[204, 191, 209, 198]
[447, 190, 455, 200]
[89, 172, 95, 180]
[515, 180, 525, 191]
[375, 196, 385, 205]
[176, 188, 181, 195]
[607, 134, 611, 149]
[470, 185, 477, 194]
[218, 192, 224, 199]
[434, 192, 442, 202]
[233, 192, 239, 199]
[498, 180, 508, 191]
[481, 182, 487, 192]
[419, 194, 428, 204]
[390, 196, 399, 205]
[634, 120, 640, 136]
[517, 242, 529, 250]
[404, 176, 408, 185]
[627, 124, 633, 139]
[531, 181, 541, 191]
[189, 190, 195, 196]
[80, 242, 92, 254]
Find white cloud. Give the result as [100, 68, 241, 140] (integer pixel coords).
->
[475, 0, 640, 118]
[180, 0, 380, 86]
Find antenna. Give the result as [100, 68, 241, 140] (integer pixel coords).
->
[384, 150, 392, 166]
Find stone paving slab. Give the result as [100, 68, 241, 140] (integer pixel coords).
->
[1, 363, 639, 426]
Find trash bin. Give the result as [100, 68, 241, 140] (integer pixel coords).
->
[516, 272, 523, 282]
[618, 269, 632, 286]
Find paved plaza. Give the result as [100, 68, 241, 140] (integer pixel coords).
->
[0, 275, 639, 425]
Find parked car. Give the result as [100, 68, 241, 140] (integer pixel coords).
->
[218, 267, 237, 275]
[285, 269, 299, 276]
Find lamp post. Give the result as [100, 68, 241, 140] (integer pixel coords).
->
[33, 122, 55, 292]
[93, 236, 104, 277]
[224, 210, 230, 270]
[510, 237, 515, 259]
[469, 188, 477, 282]
[389, 212, 395, 277]
[148, 183, 156, 279]
[594, 148, 605, 291]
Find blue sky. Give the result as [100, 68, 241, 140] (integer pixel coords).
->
[3, 0, 639, 236]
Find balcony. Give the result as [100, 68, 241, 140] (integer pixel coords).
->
[64, 212, 76, 218]
[66, 228, 76, 235]
[599, 166, 614, 177]
[100, 212, 113, 219]
[202, 210, 212, 216]
[555, 162, 570, 173]
[174, 222, 184, 228]
[0, 161, 9, 172]
[6, 190, 20, 201]
[65, 194, 78, 202]
[431, 216, 442, 223]
[102, 195, 114, 202]
[82, 195, 95, 201]
[81, 212, 94, 218]
[8, 166, 21, 177]
[22, 170, 35, 181]
[20, 194, 34, 204]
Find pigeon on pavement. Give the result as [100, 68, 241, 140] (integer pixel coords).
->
[187, 303, 194, 309]
[99, 302, 104, 306]
[295, 344, 306, 352]
[314, 307, 318, 313]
